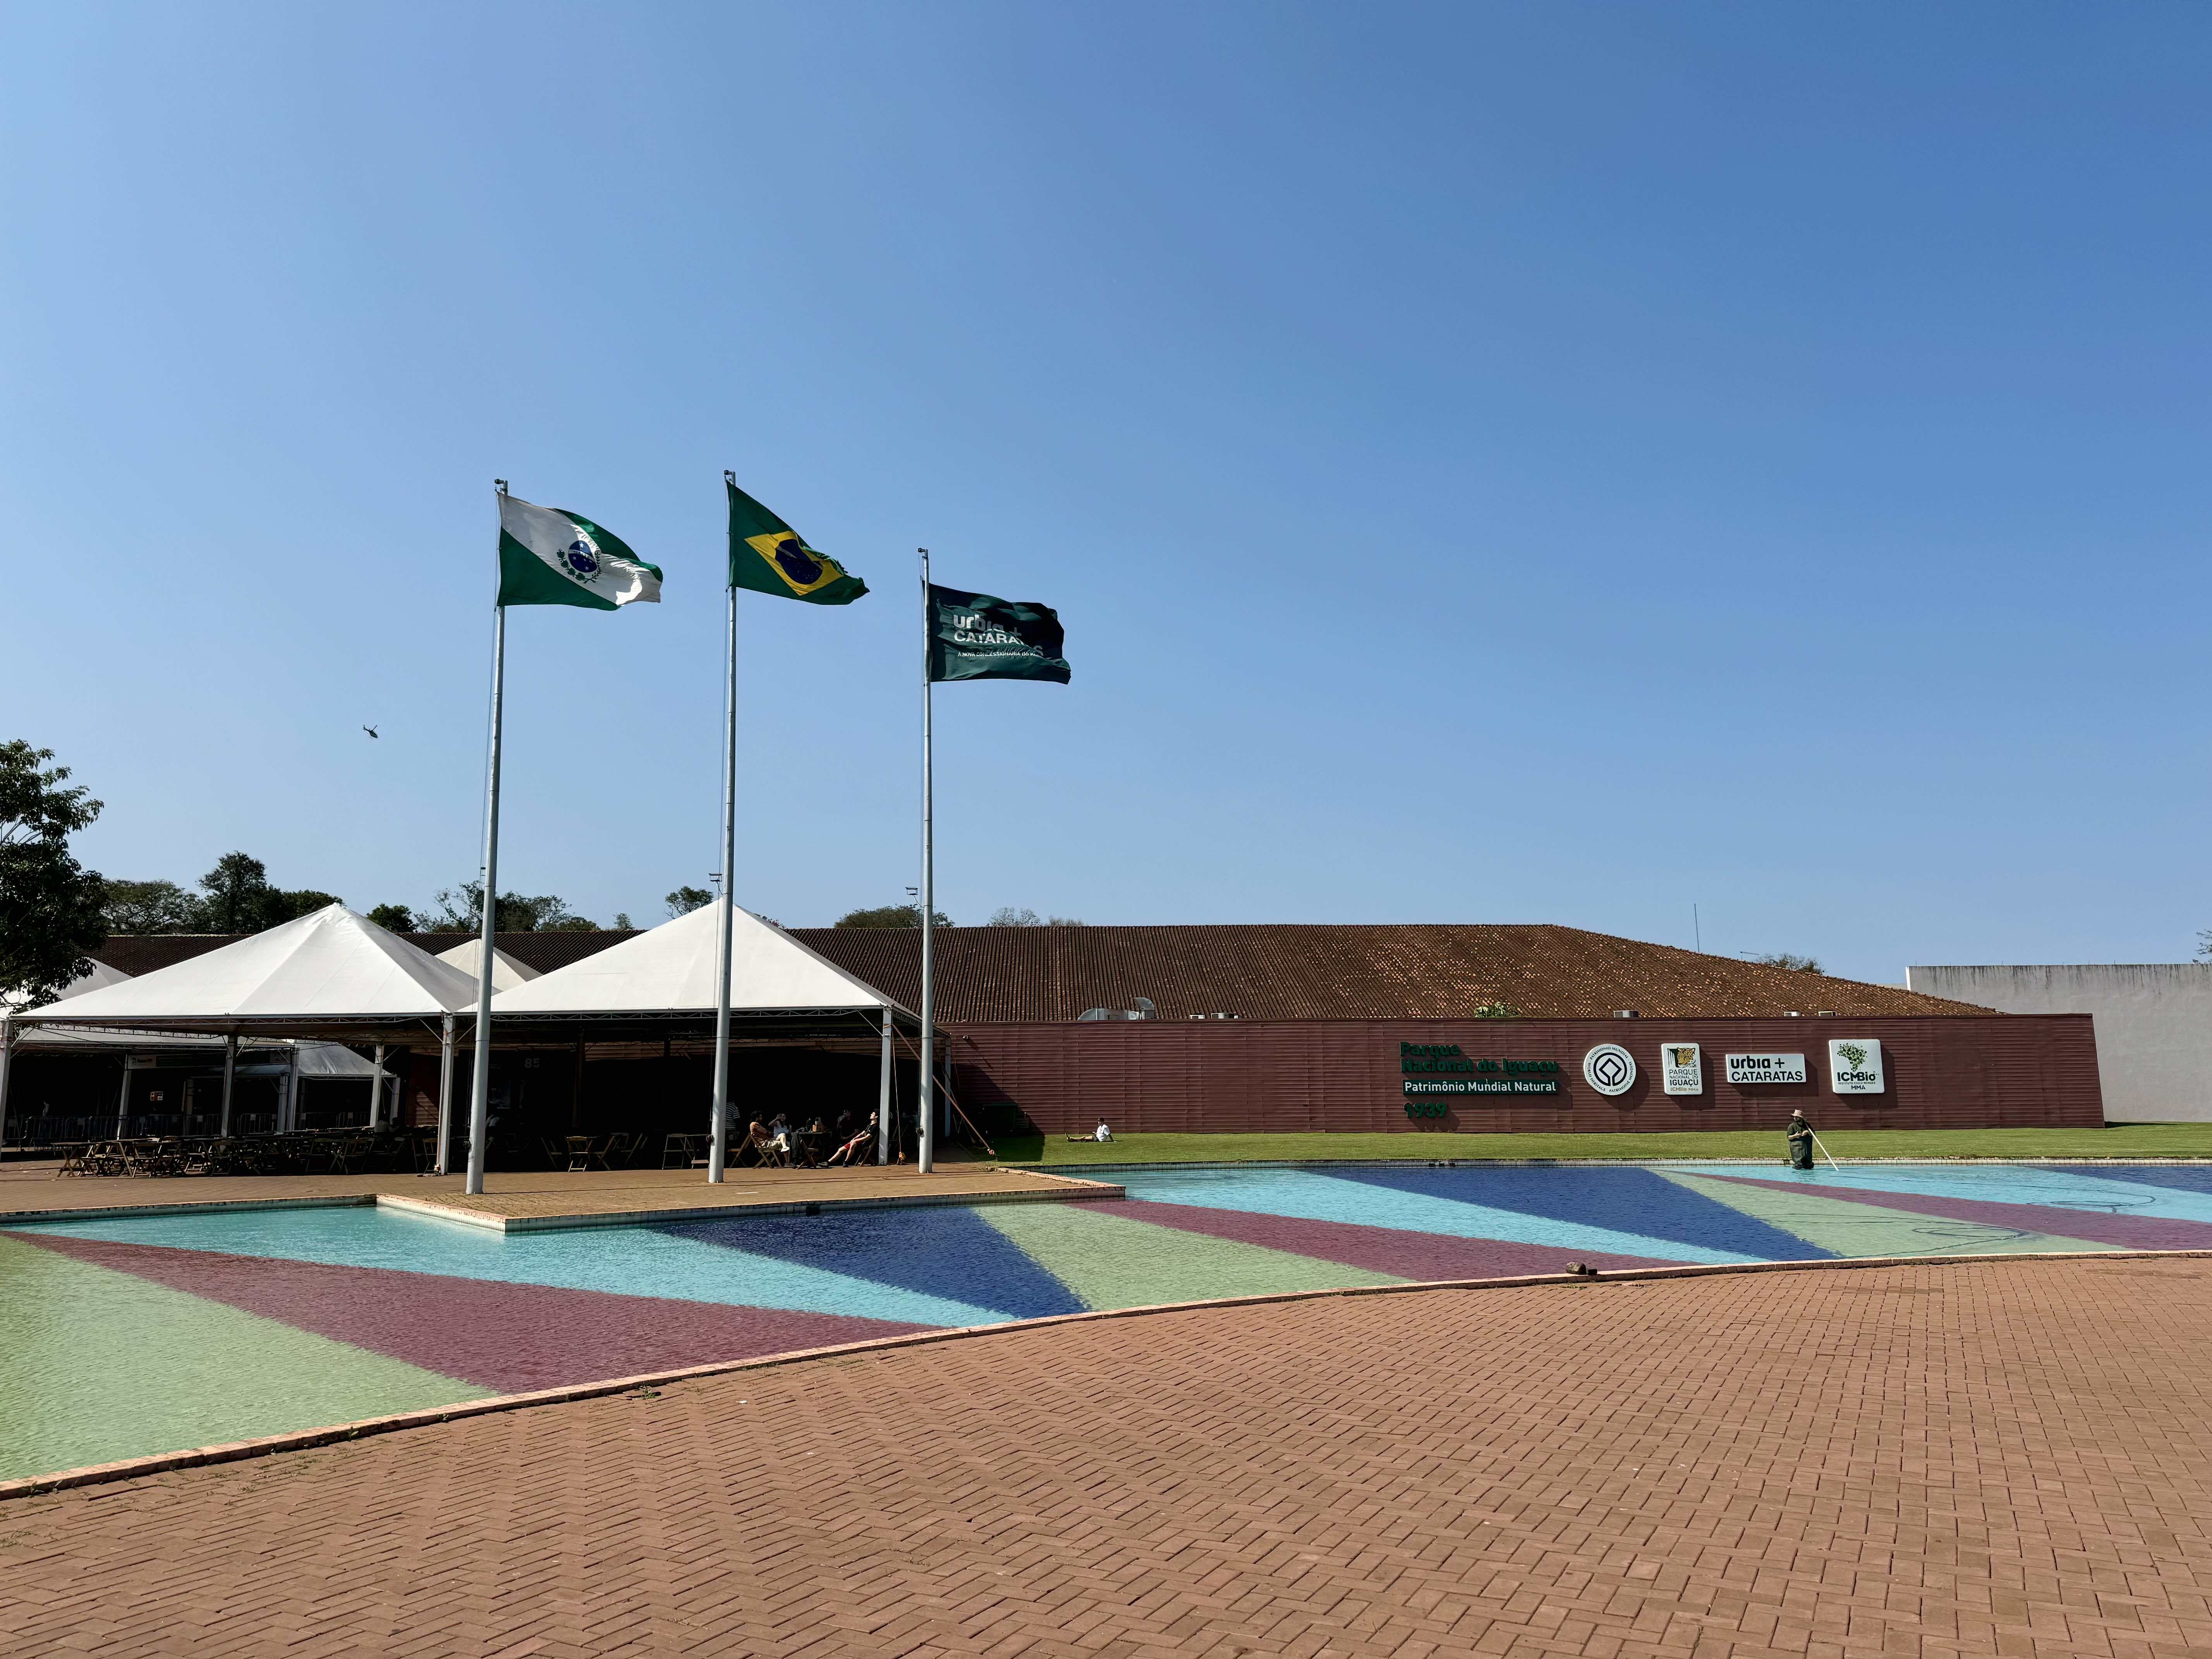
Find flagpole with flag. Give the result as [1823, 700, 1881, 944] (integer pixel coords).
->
[466, 481, 662, 1196]
[918, 571, 1071, 1176]
[918, 548, 936, 1174]
[711, 477, 869, 1181]
[707, 475, 742, 1183]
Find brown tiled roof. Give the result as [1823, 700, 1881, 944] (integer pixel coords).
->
[401, 932, 642, 974]
[787, 924, 1990, 1022]
[91, 923, 1988, 1022]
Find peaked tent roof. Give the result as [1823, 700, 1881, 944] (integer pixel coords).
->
[435, 938, 542, 992]
[21, 905, 479, 1030]
[489, 900, 904, 1017]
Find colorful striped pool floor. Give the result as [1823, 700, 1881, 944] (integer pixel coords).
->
[6, 1161, 2210, 1481]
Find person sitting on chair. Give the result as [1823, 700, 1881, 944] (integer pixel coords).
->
[741, 1121, 776, 1167]
[826, 1113, 877, 1166]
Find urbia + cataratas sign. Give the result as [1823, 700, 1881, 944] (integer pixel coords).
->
[1725, 1052, 1808, 1085]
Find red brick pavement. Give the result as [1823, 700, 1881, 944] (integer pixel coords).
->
[2, 1257, 2208, 1658]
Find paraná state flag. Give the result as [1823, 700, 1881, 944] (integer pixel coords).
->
[927, 584, 1070, 684]
[727, 477, 867, 604]
[497, 493, 663, 610]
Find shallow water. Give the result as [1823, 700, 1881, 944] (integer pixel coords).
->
[4, 1159, 2202, 1481]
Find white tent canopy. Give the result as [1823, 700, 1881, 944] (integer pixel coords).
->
[436, 938, 541, 993]
[489, 900, 905, 1017]
[19, 905, 477, 1029]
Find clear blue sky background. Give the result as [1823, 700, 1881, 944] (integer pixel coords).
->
[5, 3, 2208, 983]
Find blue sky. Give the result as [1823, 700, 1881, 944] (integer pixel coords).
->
[5, 3, 2209, 982]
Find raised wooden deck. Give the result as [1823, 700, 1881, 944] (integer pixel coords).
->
[0, 1159, 1120, 1232]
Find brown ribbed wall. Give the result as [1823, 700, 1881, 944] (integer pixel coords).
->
[947, 1015, 2104, 1134]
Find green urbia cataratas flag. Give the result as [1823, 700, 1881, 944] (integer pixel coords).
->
[928, 585, 1071, 684]
[726, 477, 868, 604]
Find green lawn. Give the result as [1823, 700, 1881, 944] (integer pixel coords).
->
[994, 1123, 2212, 1166]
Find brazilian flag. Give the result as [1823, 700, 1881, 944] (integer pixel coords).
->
[725, 476, 867, 604]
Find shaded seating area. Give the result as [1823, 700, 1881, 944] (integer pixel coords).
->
[3, 905, 477, 1173]
[50, 1125, 436, 1178]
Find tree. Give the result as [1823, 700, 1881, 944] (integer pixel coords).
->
[1046, 916, 1085, 926]
[103, 877, 201, 934]
[196, 852, 340, 932]
[366, 903, 417, 932]
[198, 852, 270, 932]
[835, 903, 953, 929]
[987, 906, 1041, 926]
[666, 885, 714, 918]
[1748, 951, 1823, 974]
[427, 881, 597, 932]
[613, 912, 634, 929]
[0, 740, 107, 1008]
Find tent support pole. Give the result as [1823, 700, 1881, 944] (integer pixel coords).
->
[368, 1042, 385, 1128]
[220, 1034, 236, 1137]
[466, 597, 506, 1196]
[115, 1058, 132, 1139]
[918, 547, 935, 1175]
[435, 1014, 455, 1176]
[708, 561, 738, 1184]
[0, 1015, 15, 1164]
[284, 1044, 301, 1133]
[877, 1009, 892, 1164]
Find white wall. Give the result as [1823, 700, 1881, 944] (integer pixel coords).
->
[1907, 964, 2212, 1123]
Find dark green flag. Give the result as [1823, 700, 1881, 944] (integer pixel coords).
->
[726, 476, 867, 605]
[928, 584, 1070, 684]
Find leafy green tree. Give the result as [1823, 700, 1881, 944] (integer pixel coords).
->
[0, 740, 106, 1008]
[835, 903, 953, 929]
[262, 888, 342, 926]
[103, 877, 202, 934]
[1472, 999, 1522, 1018]
[427, 881, 597, 932]
[198, 852, 272, 932]
[366, 903, 417, 932]
[665, 885, 714, 918]
[1748, 951, 1823, 974]
[195, 852, 339, 932]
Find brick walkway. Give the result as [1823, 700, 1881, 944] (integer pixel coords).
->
[2, 1257, 2208, 1658]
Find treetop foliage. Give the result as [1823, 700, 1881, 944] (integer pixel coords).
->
[0, 740, 108, 1008]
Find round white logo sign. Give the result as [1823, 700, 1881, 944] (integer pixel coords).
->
[1582, 1042, 1637, 1096]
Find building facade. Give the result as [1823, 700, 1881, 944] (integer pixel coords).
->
[1908, 963, 2211, 1124]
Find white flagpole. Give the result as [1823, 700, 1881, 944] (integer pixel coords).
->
[465, 488, 510, 1197]
[708, 504, 739, 1183]
[918, 548, 935, 1175]
[435, 1013, 455, 1175]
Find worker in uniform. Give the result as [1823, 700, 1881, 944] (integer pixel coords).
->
[1786, 1109, 1817, 1170]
